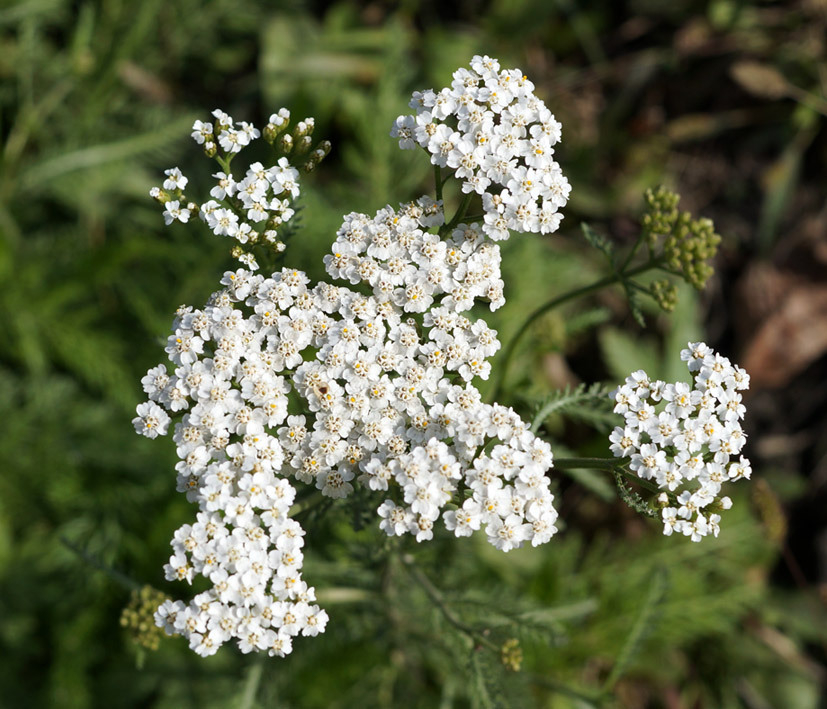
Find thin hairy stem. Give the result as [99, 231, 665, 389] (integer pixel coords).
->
[487, 257, 663, 402]
[434, 164, 443, 204]
[401, 554, 498, 652]
[553, 457, 619, 469]
[441, 191, 475, 236]
[61, 536, 141, 591]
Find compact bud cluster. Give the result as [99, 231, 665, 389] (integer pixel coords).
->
[609, 342, 751, 541]
[120, 586, 173, 651]
[391, 55, 571, 240]
[642, 186, 722, 290]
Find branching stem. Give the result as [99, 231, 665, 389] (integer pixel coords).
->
[487, 257, 663, 402]
[401, 554, 498, 652]
[61, 536, 141, 591]
[441, 191, 475, 236]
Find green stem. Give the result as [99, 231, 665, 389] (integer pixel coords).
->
[434, 164, 443, 204]
[553, 457, 619, 469]
[487, 257, 662, 402]
[401, 554, 498, 652]
[61, 536, 141, 591]
[549, 460, 663, 500]
[619, 230, 645, 272]
[239, 655, 265, 709]
[527, 674, 606, 707]
[614, 466, 661, 495]
[440, 191, 474, 236]
[216, 154, 233, 174]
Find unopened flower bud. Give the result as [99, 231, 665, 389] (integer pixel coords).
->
[651, 279, 677, 312]
[121, 586, 172, 651]
[294, 135, 313, 156]
[501, 638, 523, 672]
[263, 124, 278, 144]
[279, 133, 294, 154]
[293, 118, 315, 139]
[151, 188, 171, 204]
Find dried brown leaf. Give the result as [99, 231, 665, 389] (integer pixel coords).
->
[730, 61, 791, 100]
[741, 284, 827, 389]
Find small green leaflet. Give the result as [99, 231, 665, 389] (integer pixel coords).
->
[581, 222, 615, 266]
[623, 282, 647, 328]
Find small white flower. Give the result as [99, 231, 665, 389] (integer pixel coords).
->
[163, 167, 189, 191]
[133, 401, 171, 438]
[163, 200, 191, 225]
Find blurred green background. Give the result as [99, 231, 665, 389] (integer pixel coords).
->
[1, 0, 826, 707]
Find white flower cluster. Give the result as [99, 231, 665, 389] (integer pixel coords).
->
[391, 55, 571, 240]
[153, 502, 327, 658]
[134, 198, 558, 656]
[609, 342, 751, 542]
[324, 196, 505, 314]
[151, 109, 303, 271]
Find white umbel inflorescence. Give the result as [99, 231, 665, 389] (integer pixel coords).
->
[391, 55, 570, 240]
[609, 342, 751, 542]
[134, 196, 558, 657]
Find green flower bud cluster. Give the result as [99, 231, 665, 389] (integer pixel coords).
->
[650, 278, 678, 313]
[302, 140, 332, 174]
[642, 186, 721, 290]
[120, 585, 173, 651]
[500, 638, 523, 672]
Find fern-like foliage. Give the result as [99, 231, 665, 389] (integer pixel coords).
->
[613, 469, 660, 519]
[603, 566, 670, 690]
[530, 382, 617, 434]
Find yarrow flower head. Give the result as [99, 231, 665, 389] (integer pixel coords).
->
[609, 342, 751, 542]
[135, 91, 560, 655]
[391, 55, 570, 240]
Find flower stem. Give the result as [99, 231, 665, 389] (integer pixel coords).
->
[216, 154, 233, 174]
[61, 536, 141, 591]
[401, 553, 498, 652]
[434, 164, 443, 204]
[553, 457, 618, 469]
[239, 655, 266, 709]
[550, 461, 663, 498]
[441, 191, 474, 236]
[487, 257, 662, 402]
